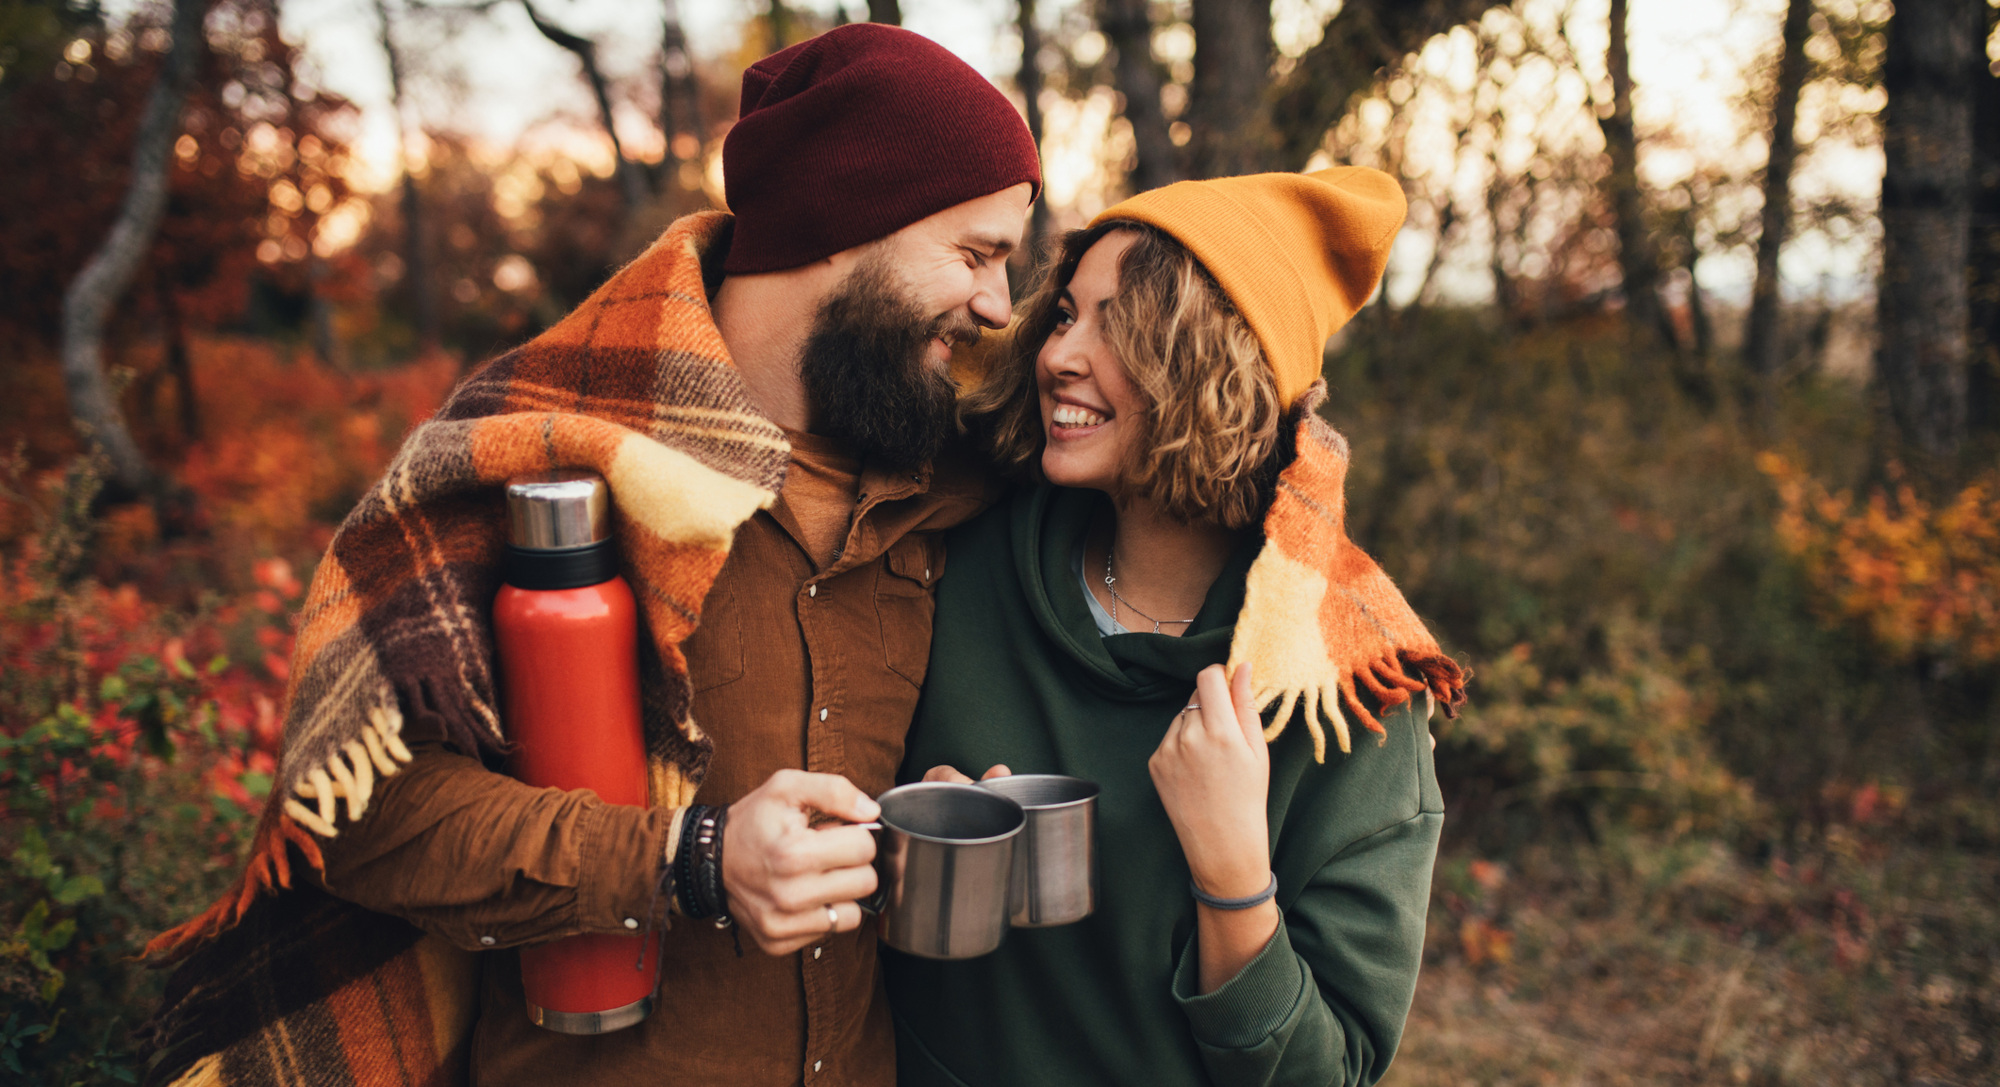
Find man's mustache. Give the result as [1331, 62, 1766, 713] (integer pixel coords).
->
[929, 315, 982, 350]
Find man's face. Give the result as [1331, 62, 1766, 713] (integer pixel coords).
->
[799, 183, 1032, 469]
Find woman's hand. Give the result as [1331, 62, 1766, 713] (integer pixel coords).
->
[1149, 662, 1270, 900]
[1153, 662, 1281, 994]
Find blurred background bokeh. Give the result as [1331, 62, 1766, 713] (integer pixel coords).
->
[1, 0, 1995, 1082]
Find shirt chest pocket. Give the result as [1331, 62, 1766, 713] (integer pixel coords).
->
[876, 534, 944, 688]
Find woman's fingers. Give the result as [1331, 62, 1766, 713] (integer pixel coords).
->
[1194, 664, 1238, 745]
[1229, 662, 1262, 747]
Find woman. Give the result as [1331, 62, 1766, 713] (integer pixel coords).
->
[883, 167, 1469, 1087]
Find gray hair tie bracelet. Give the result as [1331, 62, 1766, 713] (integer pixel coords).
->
[1189, 873, 1278, 910]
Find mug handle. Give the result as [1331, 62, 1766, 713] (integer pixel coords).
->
[850, 821, 887, 916]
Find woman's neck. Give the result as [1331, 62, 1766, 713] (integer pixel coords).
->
[1084, 494, 1241, 638]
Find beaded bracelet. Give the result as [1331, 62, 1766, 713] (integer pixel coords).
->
[674, 804, 712, 918]
[694, 806, 731, 927]
[1189, 872, 1278, 911]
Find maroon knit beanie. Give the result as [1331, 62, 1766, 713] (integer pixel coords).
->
[721, 24, 1042, 275]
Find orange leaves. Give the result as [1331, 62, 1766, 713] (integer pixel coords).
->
[1759, 454, 2000, 663]
[1459, 916, 1516, 967]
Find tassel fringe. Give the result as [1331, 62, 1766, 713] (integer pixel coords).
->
[142, 706, 412, 962]
[281, 706, 412, 838]
[1255, 652, 1469, 764]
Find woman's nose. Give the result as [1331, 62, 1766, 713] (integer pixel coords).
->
[1043, 338, 1091, 381]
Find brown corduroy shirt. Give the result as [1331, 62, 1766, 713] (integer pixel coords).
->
[314, 432, 988, 1087]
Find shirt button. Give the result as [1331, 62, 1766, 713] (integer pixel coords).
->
[479, 936, 496, 946]
[808, 584, 816, 597]
[818, 708, 828, 721]
[814, 1061, 823, 1073]
[623, 917, 640, 930]
[813, 946, 822, 960]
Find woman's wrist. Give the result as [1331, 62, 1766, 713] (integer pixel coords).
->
[1186, 852, 1273, 900]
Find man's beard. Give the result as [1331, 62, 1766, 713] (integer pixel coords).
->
[798, 257, 978, 471]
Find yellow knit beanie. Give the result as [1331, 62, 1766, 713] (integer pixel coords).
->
[1089, 166, 1407, 408]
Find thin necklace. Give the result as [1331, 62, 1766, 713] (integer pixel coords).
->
[1102, 533, 1197, 634]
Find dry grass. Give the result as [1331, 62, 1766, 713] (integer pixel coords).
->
[1389, 836, 1999, 1087]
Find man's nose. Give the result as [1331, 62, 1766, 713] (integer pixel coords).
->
[968, 263, 1013, 330]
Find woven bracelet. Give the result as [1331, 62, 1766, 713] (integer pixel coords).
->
[1189, 873, 1278, 911]
[674, 805, 711, 918]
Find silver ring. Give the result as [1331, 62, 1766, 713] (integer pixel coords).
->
[825, 904, 840, 931]
[1182, 703, 1201, 713]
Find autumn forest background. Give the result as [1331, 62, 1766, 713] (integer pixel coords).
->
[2, 0, 1996, 1082]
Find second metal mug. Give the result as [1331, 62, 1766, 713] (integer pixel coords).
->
[870, 782, 1025, 960]
[978, 775, 1099, 928]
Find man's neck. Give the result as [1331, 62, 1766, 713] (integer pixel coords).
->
[712, 271, 826, 433]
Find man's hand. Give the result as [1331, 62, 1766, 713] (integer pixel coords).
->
[919, 764, 1013, 784]
[722, 770, 882, 956]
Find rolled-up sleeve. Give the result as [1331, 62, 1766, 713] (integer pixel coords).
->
[312, 728, 677, 952]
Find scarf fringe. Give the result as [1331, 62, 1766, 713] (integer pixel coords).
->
[1256, 651, 1471, 764]
[142, 708, 411, 963]
[280, 706, 413, 837]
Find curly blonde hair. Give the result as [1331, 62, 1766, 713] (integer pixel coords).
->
[963, 221, 1288, 530]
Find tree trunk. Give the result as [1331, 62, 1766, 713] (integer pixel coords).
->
[1098, 0, 1181, 193]
[155, 267, 200, 442]
[1018, 0, 1052, 254]
[374, 0, 438, 349]
[1743, 0, 1814, 381]
[1185, 0, 1273, 178]
[59, 0, 206, 498]
[1266, 0, 1497, 172]
[660, 0, 699, 182]
[1599, 0, 1663, 348]
[1877, 0, 1979, 458]
[1963, 2, 2000, 437]
[767, 0, 792, 51]
[867, 0, 901, 24]
[522, 0, 649, 214]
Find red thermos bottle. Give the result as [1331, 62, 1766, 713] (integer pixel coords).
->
[493, 470, 657, 1034]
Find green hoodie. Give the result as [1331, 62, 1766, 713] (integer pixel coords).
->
[885, 484, 1442, 1087]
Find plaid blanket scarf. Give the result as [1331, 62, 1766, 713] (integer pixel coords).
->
[137, 213, 1467, 1087]
[141, 210, 787, 1087]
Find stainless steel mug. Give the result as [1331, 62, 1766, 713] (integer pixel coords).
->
[870, 782, 1024, 960]
[978, 775, 1099, 928]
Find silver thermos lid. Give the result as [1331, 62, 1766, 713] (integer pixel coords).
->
[505, 471, 609, 551]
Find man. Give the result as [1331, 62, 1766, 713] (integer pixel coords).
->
[142, 24, 1037, 1087]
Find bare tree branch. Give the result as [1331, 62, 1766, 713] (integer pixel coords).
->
[1266, 0, 1497, 172]
[521, 0, 650, 214]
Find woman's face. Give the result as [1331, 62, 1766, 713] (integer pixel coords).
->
[1036, 231, 1146, 493]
